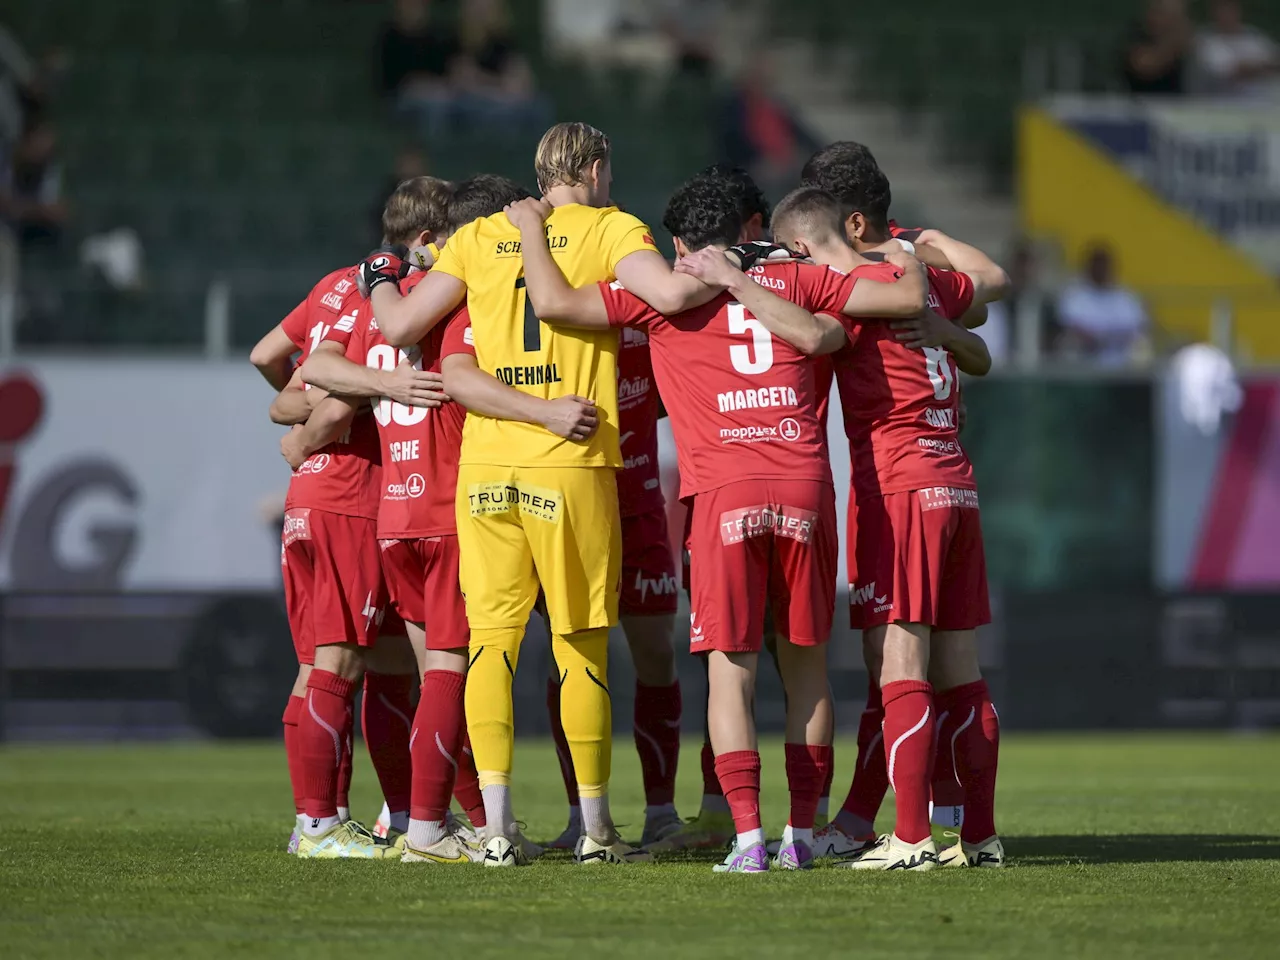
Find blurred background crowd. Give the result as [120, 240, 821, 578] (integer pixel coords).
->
[0, 0, 1276, 365]
[1, 0, 1278, 738]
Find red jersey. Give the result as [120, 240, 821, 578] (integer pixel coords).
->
[833, 264, 977, 498]
[322, 272, 473, 539]
[280, 265, 382, 520]
[599, 260, 856, 499]
[616, 325, 664, 517]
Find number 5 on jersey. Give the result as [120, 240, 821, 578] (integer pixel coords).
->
[366, 344, 428, 426]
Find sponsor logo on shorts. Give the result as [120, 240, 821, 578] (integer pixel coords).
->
[918, 487, 979, 510]
[361, 591, 385, 632]
[690, 611, 703, 644]
[850, 581, 891, 613]
[633, 568, 678, 603]
[917, 437, 961, 455]
[282, 509, 312, 546]
[378, 539, 398, 551]
[719, 503, 819, 546]
[466, 481, 561, 523]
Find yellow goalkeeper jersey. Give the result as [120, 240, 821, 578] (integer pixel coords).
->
[433, 202, 658, 469]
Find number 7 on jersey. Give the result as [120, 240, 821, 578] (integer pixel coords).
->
[514, 277, 541, 352]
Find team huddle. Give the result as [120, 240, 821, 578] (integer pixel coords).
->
[250, 121, 1008, 872]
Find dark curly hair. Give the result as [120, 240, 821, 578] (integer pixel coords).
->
[700, 163, 771, 230]
[662, 173, 744, 251]
[800, 141, 892, 231]
[448, 174, 534, 233]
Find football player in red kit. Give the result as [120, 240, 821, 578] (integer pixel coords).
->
[249, 193, 447, 857]
[509, 171, 930, 871]
[767, 182, 1006, 870]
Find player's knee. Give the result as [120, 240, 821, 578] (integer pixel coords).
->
[363, 634, 418, 675]
[313, 642, 364, 681]
[423, 647, 468, 675]
[929, 629, 982, 691]
[621, 614, 676, 685]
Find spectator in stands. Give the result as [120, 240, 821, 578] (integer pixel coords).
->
[653, 0, 723, 77]
[718, 53, 820, 199]
[1123, 0, 1193, 95]
[1055, 243, 1150, 367]
[450, 0, 550, 133]
[1195, 0, 1280, 99]
[377, 0, 461, 136]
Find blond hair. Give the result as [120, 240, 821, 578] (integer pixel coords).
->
[534, 122, 610, 192]
[382, 176, 454, 244]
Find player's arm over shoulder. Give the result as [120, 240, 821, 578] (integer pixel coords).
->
[604, 210, 719, 316]
[842, 256, 930, 319]
[371, 227, 470, 347]
[516, 210, 611, 328]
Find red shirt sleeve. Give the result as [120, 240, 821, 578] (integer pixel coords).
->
[926, 267, 976, 321]
[599, 281, 661, 327]
[280, 298, 310, 349]
[438, 306, 476, 359]
[322, 298, 369, 349]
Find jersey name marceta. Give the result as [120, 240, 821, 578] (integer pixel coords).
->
[717, 385, 799, 413]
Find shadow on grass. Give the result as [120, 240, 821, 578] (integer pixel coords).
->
[1008, 834, 1280, 866]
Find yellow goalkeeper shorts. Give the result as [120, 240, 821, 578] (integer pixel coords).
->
[455, 464, 621, 635]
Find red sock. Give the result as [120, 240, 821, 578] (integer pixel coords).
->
[930, 699, 967, 829]
[336, 720, 353, 813]
[839, 679, 887, 833]
[820, 755, 834, 808]
[409, 670, 467, 822]
[282, 695, 305, 815]
[784, 743, 832, 830]
[700, 741, 723, 798]
[939, 680, 1000, 843]
[546, 677, 580, 806]
[453, 733, 486, 828]
[362, 672, 414, 814]
[633, 680, 681, 807]
[714, 750, 762, 836]
[881, 679, 935, 844]
[299, 670, 357, 819]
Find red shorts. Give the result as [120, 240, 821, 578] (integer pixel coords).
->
[378, 535, 469, 651]
[688, 478, 837, 654]
[848, 487, 991, 631]
[281, 508, 385, 665]
[619, 508, 679, 616]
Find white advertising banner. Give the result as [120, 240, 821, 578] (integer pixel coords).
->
[0, 359, 856, 596]
[0, 360, 295, 590]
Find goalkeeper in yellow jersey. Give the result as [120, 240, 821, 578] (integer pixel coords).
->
[362, 122, 717, 866]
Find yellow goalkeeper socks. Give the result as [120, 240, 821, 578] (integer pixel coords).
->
[552, 627, 612, 801]
[465, 626, 524, 790]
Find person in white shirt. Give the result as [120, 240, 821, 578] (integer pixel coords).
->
[1196, 0, 1280, 99]
[1055, 244, 1149, 366]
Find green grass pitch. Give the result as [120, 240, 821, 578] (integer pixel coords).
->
[2, 734, 1279, 959]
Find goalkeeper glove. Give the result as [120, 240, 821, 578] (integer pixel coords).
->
[725, 240, 800, 272]
[357, 245, 410, 297]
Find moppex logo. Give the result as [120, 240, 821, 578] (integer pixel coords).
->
[0, 373, 140, 589]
